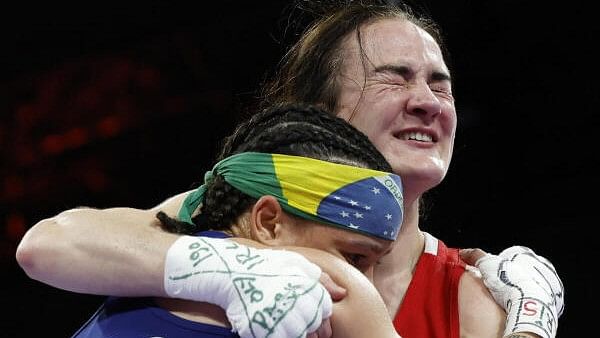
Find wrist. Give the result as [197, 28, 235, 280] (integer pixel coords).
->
[504, 296, 557, 338]
[163, 235, 237, 308]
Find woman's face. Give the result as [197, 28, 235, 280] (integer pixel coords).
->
[335, 18, 457, 196]
[276, 218, 393, 281]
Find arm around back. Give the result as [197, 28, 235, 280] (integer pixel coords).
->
[15, 191, 191, 296]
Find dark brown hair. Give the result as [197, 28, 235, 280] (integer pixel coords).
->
[259, 0, 447, 114]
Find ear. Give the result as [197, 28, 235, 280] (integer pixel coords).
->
[250, 195, 289, 245]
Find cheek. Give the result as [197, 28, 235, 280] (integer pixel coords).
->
[294, 227, 333, 252]
[442, 110, 457, 152]
[369, 131, 391, 150]
[348, 107, 391, 141]
[278, 224, 320, 248]
[355, 117, 392, 155]
[355, 93, 402, 129]
[441, 101, 457, 131]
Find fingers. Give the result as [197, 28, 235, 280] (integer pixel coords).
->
[459, 248, 488, 266]
[307, 318, 333, 338]
[500, 245, 555, 269]
[319, 271, 347, 301]
[498, 245, 534, 257]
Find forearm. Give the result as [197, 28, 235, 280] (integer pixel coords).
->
[16, 192, 191, 296]
[14, 192, 305, 298]
[16, 206, 179, 296]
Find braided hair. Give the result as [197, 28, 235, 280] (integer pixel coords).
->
[157, 103, 392, 234]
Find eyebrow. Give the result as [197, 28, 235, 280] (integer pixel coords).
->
[374, 64, 452, 82]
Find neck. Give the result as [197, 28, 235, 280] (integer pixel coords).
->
[373, 197, 424, 317]
[386, 197, 423, 269]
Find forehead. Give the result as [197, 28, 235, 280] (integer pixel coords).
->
[340, 17, 449, 75]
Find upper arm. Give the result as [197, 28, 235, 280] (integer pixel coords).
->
[283, 247, 400, 338]
[459, 268, 506, 338]
[150, 190, 194, 216]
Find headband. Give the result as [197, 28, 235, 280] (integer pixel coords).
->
[178, 152, 403, 241]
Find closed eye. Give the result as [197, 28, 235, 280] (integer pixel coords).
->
[343, 253, 369, 269]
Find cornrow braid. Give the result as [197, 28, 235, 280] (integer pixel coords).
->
[158, 103, 391, 235]
[224, 103, 388, 168]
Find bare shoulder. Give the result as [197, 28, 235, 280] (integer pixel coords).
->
[458, 268, 506, 338]
[150, 190, 194, 215]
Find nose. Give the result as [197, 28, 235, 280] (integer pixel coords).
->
[406, 82, 442, 124]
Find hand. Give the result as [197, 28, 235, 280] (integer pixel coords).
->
[306, 318, 332, 338]
[305, 272, 347, 338]
[164, 235, 333, 338]
[460, 246, 564, 338]
[319, 271, 347, 301]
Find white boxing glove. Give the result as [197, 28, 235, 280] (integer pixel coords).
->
[164, 235, 332, 338]
[475, 246, 564, 338]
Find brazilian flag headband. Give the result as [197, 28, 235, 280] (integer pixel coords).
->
[178, 152, 404, 241]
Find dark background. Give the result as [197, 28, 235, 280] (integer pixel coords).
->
[2, 1, 594, 336]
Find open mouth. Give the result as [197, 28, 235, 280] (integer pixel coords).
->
[395, 131, 435, 142]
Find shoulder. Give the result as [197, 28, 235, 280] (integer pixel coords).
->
[150, 190, 195, 215]
[458, 269, 506, 338]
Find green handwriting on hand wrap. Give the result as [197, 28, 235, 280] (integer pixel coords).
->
[188, 242, 213, 267]
[250, 282, 322, 336]
[169, 238, 323, 338]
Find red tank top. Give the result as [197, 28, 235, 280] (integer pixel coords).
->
[393, 233, 466, 338]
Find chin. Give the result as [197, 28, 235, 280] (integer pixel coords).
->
[392, 162, 446, 192]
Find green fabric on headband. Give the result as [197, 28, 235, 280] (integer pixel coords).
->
[178, 152, 404, 241]
[178, 153, 284, 225]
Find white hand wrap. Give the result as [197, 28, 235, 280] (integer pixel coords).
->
[164, 235, 332, 338]
[475, 246, 564, 338]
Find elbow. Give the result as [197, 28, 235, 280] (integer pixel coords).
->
[15, 218, 58, 281]
[15, 240, 37, 278]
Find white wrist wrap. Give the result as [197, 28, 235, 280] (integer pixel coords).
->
[164, 235, 332, 338]
[475, 246, 564, 338]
